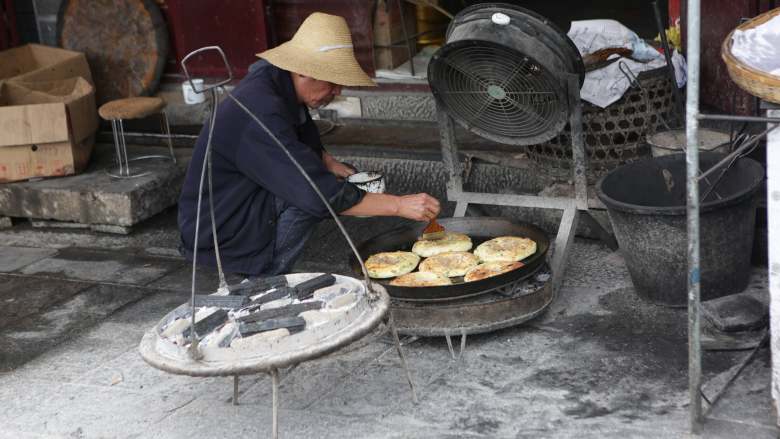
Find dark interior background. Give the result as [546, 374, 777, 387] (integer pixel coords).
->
[445, 0, 669, 37]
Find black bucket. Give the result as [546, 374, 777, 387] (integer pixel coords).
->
[596, 153, 764, 306]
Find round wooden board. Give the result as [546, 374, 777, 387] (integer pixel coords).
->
[57, 0, 169, 105]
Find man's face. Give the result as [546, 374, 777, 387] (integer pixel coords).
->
[291, 73, 342, 108]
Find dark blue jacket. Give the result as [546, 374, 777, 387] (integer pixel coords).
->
[178, 60, 364, 275]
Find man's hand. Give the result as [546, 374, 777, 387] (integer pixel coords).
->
[395, 193, 441, 222]
[323, 152, 356, 179]
[341, 192, 440, 220]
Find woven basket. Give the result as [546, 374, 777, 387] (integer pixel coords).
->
[526, 66, 675, 183]
[721, 7, 780, 105]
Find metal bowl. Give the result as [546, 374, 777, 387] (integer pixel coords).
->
[348, 172, 386, 193]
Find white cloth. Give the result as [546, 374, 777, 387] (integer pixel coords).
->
[568, 19, 687, 108]
[569, 19, 659, 61]
[731, 14, 780, 77]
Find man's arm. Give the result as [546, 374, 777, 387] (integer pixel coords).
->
[322, 151, 356, 178]
[235, 112, 363, 218]
[341, 193, 440, 222]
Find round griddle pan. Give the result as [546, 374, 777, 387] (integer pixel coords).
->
[350, 217, 550, 302]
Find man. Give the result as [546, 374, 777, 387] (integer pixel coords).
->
[178, 12, 440, 277]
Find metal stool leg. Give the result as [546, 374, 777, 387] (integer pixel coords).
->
[107, 114, 174, 179]
[118, 119, 131, 176]
[160, 111, 177, 164]
[111, 119, 123, 174]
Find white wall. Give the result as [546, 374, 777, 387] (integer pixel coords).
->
[768, 108, 780, 424]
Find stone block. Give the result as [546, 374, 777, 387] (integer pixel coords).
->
[356, 92, 436, 121]
[156, 84, 212, 126]
[0, 144, 189, 227]
[31, 220, 132, 234]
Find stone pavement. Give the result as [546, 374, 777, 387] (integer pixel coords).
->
[0, 212, 776, 439]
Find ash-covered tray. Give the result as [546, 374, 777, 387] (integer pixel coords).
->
[139, 273, 389, 377]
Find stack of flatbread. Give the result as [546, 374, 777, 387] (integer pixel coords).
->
[365, 231, 537, 287]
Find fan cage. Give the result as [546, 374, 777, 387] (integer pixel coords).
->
[429, 40, 569, 146]
[447, 3, 585, 86]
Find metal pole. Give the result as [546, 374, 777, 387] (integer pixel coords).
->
[111, 120, 122, 172]
[698, 113, 780, 124]
[653, 0, 685, 124]
[396, 0, 416, 77]
[685, 0, 702, 432]
[118, 119, 130, 176]
[161, 112, 177, 164]
[569, 74, 588, 211]
[271, 368, 279, 439]
[388, 313, 419, 403]
[233, 375, 239, 406]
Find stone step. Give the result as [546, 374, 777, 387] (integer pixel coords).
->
[0, 144, 190, 232]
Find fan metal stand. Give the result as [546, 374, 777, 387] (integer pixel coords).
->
[438, 73, 604, 297]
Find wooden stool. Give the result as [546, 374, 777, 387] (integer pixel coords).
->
[98, 97, 176, 178]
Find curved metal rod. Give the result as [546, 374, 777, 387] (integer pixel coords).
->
[206, 91, 228, 291]
[181, 46, 233, 92]
[697, 124, 778, 182]
[187, 87, 220, 359]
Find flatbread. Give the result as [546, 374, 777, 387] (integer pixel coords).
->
[390, 271, 453, 287]
[365, 251, 420, 279]
[418, 251, 480, 277]
[464, 261, 524, 282]
[412, 232, 473, 257]
[474, 236, 537, 263]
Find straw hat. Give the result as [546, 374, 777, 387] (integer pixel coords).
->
[257, 12, 376, 87]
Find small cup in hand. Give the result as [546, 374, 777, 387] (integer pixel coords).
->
[347, 171, 386, 193]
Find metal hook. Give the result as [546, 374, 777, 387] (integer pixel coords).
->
[181, 46, 233, 93]
[618, 60, 641, 89]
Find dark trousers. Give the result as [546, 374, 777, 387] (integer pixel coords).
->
[260, 196, 320, 276]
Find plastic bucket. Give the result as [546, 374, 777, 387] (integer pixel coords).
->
[596, 153, 764, 306]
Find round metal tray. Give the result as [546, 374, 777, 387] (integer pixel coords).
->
[139, 274, 389, 377]
[392, 266, 553, 336]
[350, 217, 550, 302]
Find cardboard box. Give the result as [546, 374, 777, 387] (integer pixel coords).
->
[0, 77, 98, 182]
[0, 44, 93, 86]
[374, 0, 418, 70]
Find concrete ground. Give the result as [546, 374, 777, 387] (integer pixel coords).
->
[0, 201, 775, 438]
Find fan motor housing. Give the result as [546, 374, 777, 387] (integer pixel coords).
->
[428, 4, 584, 146]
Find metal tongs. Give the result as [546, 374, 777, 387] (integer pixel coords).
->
[618, 61, 723, 201]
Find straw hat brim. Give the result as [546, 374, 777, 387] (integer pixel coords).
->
[257, 42, 377, 87]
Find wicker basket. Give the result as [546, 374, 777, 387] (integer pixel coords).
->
[722, 7, 780, 105]
[526, 66, 675, 183]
